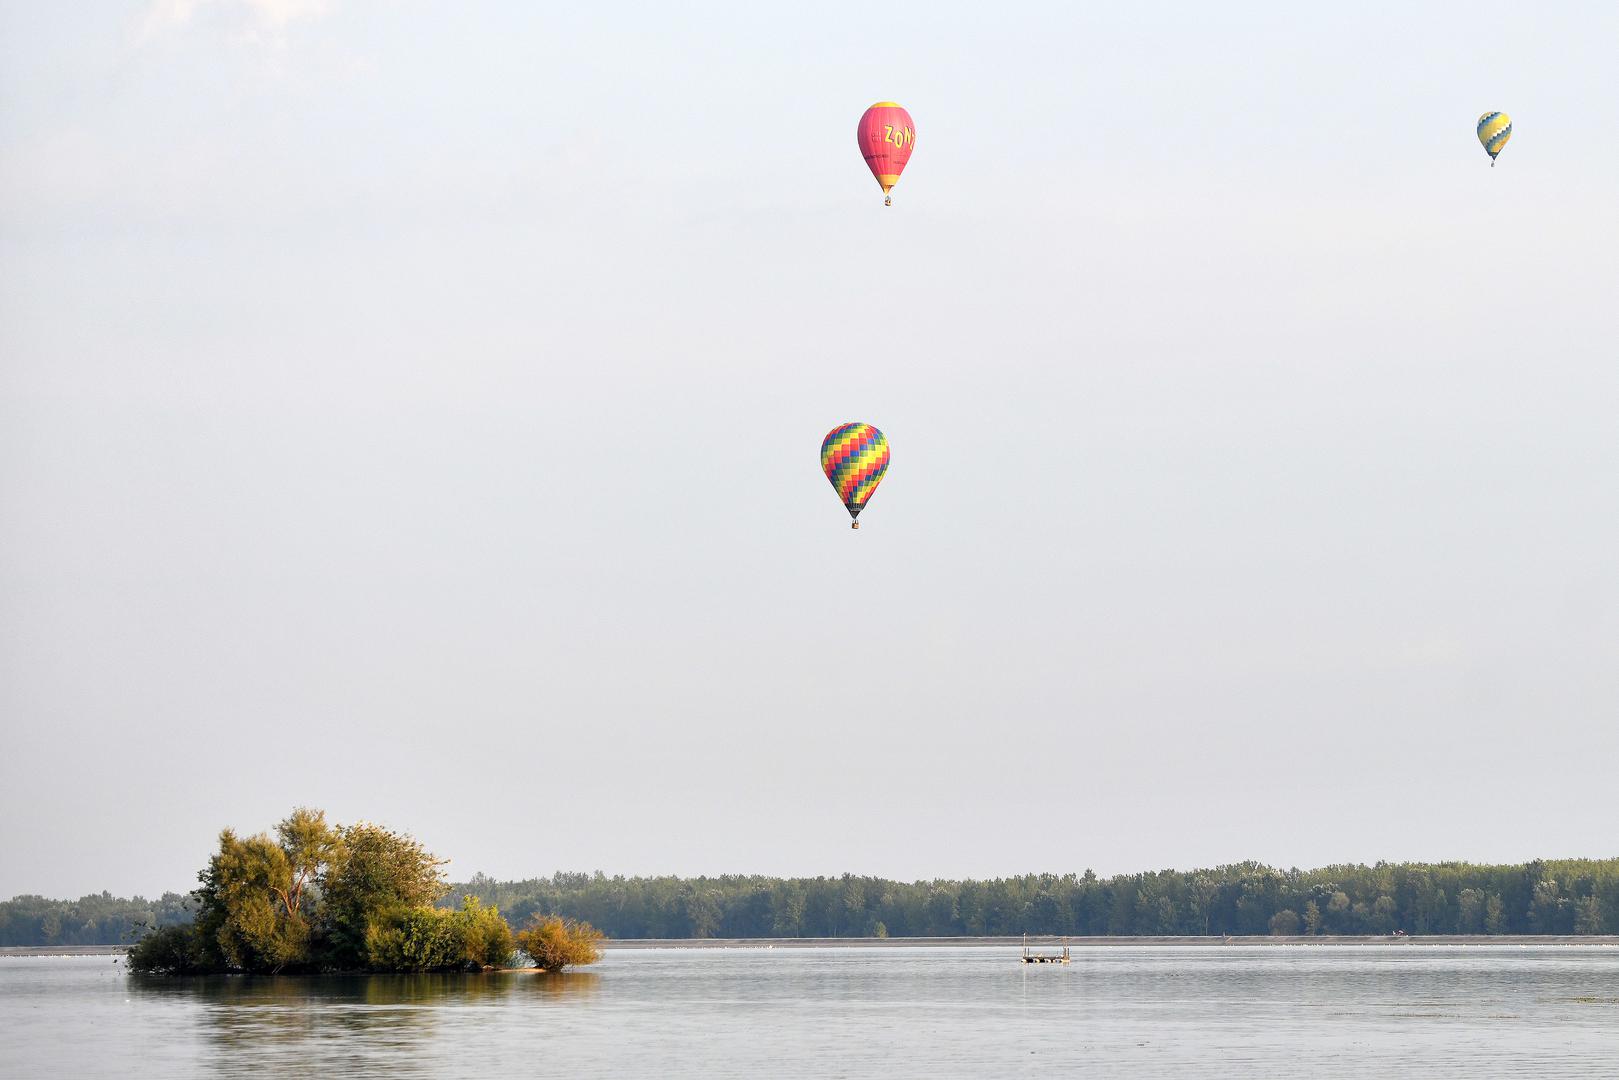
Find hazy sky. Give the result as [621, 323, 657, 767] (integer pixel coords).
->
[3, 1, 1618, 899]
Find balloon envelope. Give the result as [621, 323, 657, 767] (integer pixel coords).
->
[821, 423, 890, 522]
[857, 103, 915, 197]
[1477, 111, 1511, 162]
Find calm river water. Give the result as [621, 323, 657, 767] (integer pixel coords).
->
[3, 946, 1618, 1077]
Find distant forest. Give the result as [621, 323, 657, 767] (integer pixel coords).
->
[1, 891, 192, 947]
[452, 859, 1619, 938]
[7, 859, 1618, 947]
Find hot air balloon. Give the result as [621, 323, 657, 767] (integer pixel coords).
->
[1477, 111, 1511, 166]
[821, 423, 889, 529]
[857, 102, 915, 206]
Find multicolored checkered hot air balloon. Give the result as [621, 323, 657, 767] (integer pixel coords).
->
[821, 423, 889, 530]
[857, 102, 915, 206]
[1477, 111, 1511, 166]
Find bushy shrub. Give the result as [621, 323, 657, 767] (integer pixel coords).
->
[516, 915, 603, 972]
[127, 924, 215, 975]
[362, 898, 516, 972]
[364, 907, 464, 971]
[457, 897, 515, 969]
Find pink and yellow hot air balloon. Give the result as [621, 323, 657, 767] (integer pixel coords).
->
[821, 423, 890, 529]
[857, 102, 915, 206]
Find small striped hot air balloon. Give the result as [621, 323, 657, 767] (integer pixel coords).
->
[857, 102, 915, 206]
[821, 423, 889, 529]
[1477, 111, 1511, 166]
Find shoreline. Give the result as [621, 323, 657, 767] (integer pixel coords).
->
[8, 934, 1619, 958]
[596, 934, 1619, 949]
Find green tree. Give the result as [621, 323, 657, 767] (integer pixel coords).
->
[319, 821, 448, 969]
[1268, 909, 1302, 936]
[686, 889, 721, 939]
[1411, 876, 1448, 935]
[770, 886, 806, 937]
[274, 809, 341, 921]
[184, 809, 345, 973]
[1528, 880, 1566, 934]
[1187, 873, 1219, 935]
[1030, 892, 1065, 934]
[1107, 880, 1137, 935]
[1456, 889, 1484, 933]
[1324, 891, 1351, 933]
[1484, 893, 1506, 934]
[840, 877, 867, 936]
[926, 886, 958, 934]
[1366, 896, 1398, 934]
[195, 827, 316, 973]
[1574, 895, 1603, 935]
[1303, 900, 1322, 935]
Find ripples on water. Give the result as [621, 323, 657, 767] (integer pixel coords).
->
[4, 946, 1618, 1078]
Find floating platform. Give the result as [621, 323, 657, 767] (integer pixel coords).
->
[1021, 939, 1071, 964]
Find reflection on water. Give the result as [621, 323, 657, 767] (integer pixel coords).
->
[123, 969, 603, 1079]
[127, 968, 602, 1007]
[5, 948, 1619, 1078]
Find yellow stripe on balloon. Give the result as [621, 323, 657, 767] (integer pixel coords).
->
[1477, 111, 1512, 160]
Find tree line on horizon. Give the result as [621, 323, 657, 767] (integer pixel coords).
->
[7, 857, 1617, 947]
[0, 891, 192, 948]
[451, 858, 1619, 938]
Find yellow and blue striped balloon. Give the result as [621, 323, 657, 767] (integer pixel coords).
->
[1477, 111, 1511, 166]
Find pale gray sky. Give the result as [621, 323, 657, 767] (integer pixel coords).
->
[3, 1, 1618, 899]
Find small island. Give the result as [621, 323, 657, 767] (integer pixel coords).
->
[127, 808, 603, 976]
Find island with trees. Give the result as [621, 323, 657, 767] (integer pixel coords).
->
[121, 808, 603, 976]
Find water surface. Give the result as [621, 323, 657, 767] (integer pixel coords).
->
[4, 946, 1618, 1077]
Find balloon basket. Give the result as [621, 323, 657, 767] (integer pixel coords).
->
[884, 196, 892, 206]
[851, 521, 860, 530]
